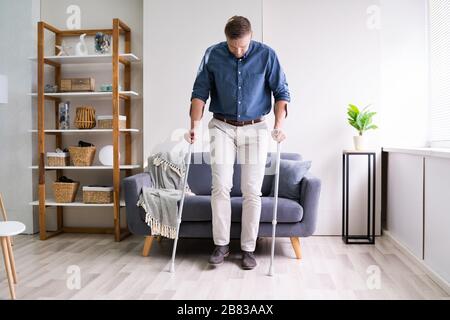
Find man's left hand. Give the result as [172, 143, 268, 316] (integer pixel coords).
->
[271, 128, 286, 143]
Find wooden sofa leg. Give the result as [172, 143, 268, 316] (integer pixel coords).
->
[290, 237, 302, 259]
[142, 236, 154, 257]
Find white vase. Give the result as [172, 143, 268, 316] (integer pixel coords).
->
[75, 33, 88, 56]
[353, 135, 367, 151]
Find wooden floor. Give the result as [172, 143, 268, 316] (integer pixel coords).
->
[0, 234, 448, 300]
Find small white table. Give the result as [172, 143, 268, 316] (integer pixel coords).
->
[0, 215, 25, 300]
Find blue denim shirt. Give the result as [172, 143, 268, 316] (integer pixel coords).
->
[191, 40, 290, 121]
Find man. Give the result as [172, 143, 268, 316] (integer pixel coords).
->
[185, 16, 290, 270]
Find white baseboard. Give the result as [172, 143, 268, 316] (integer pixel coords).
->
[383, 230, 450, 295]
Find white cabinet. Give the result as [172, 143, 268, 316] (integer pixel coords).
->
[424, 157, 450, 283]
[385, 149, 450, 287]
[386, 153, 424, 259]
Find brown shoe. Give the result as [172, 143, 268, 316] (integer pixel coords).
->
[208, 245, 230, 265]
[241, 251, 257, 270]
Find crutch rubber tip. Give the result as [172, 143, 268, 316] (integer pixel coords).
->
[169, 263, 175, 273]
[268, 266, 274, 277]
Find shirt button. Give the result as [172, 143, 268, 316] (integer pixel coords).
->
[238, 101, 241, 104]
[238, 71, 241, 74]
[238, 86, 241, 90]
[238, 115, 241, 117]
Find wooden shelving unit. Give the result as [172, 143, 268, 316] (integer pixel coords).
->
[31, 19, 140, 241]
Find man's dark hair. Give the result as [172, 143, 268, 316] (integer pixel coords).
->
[224, 16, 252, 39]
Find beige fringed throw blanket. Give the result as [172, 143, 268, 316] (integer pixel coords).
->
[137, 151, 194, 239]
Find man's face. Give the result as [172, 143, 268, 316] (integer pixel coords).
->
[226, 32, 252, 59]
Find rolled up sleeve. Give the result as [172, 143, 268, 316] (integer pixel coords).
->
[267, 50, 290, 103]
[191, 48, 213, 103]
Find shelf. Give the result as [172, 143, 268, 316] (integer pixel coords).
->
[30, 165, 141, 170]
[34, 19, 136, 241]
[29, 129, 139, 133]
[30, 199, 126, 207]
[30, 53, 140, 64]
[29, 91, 139, 98]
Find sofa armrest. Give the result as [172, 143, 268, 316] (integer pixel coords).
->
[298, 172, 321, 237]
[122, 173, 153, 234]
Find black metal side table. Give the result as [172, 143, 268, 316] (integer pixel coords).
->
[342, 150, 376, 244]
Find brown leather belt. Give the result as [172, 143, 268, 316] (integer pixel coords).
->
[213, 114, 264, 126]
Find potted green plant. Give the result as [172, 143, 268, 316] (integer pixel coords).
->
[347, 104, 378, 150]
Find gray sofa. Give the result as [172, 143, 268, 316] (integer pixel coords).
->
[122, 152, 321, 258]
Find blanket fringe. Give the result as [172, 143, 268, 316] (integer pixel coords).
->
[145, 214, 177, 239]
[153, 155, 184, 177]
[137, 195, 177, 239]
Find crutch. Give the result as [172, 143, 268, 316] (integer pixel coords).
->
[170, 142, 193, 273]
[268, 141, 281, 276]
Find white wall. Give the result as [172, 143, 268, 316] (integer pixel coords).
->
[263, 0, 382, 235]
[39, 0, 143, 230]
[144, 0, 383, 235]
[379, 0, 429, 147]
[0, 0, 40, 233]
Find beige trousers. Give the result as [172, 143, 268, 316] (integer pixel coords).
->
[208, 117, 269, 252]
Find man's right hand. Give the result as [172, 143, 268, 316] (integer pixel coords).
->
[184, 129, 196, 144]
[186, 99, 206, 144]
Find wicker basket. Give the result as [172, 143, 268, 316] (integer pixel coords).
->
[82, 186, 113, 204]
[53, 182, 79, 203]
[97, 115, 126, 129]
[75, 106, 96, 129]
[68, 146, 96, 166]
[47, 152, 70, 166]
[60, 78, 95, 92]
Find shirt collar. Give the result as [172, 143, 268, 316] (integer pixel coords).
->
[224, 40, 254, 60]
[242, 40, 254, 59]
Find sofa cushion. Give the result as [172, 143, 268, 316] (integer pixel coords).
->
[261, 152, 302, 196]
[181, 195, 303, 223]
[270, 159, 312, 200]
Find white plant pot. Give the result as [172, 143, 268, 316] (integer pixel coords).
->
[353, 135, 367, 151]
